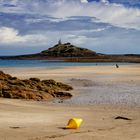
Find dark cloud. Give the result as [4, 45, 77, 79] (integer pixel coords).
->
[0, 0, 140, 55]
[88, 0, 140, 8]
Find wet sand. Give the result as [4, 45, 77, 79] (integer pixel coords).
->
[0, 64, 140, 140]
[1, 64, 140, 105]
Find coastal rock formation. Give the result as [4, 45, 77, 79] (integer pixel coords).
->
[41, 41, 97, 57]
[0, 41, 140, 63]
[0, 71, 73, 101]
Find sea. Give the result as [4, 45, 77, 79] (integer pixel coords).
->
[0, 60, 133, 68]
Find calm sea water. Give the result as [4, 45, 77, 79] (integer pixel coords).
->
[0, 60, 133, 68]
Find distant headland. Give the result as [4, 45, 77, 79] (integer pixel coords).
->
[0, 41, 140, 63]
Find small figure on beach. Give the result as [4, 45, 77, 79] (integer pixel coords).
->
[116, 64, 119, 68]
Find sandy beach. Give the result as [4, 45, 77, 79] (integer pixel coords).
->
[0, 64, 140, 140]
[0, 99, 140, 140]
[1, 64, 140, 105]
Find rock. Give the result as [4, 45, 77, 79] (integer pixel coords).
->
[0, 71, 73, 101]
[42, 79, 57, 85]
[0, 71, 11, 80]
[54, 92, 72, 98]
[41, 42, 97, 57]
[29, 78, 40, 82]
[57, 82, 73, 90]
[115, 116, 132, 120]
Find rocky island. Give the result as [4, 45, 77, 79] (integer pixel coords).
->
[0, 41, 140, 63]
[41, 40, 97, 57]
[0, 71, 73, 101]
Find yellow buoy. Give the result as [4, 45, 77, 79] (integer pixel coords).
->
[66, 118, 83, 129]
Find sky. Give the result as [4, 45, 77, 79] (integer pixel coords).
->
[0, 0, 140, 55]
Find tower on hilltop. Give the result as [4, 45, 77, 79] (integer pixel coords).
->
[58, 39, 62, 45]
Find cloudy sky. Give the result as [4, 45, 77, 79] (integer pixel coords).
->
[0, 0, 140, 55]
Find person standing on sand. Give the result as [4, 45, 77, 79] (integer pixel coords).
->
[116, 64, 119, 68]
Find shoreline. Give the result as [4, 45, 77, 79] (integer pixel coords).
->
[1, 54, 140, 63]
[0, 64, 140, 106]
[0, 64, 140, 139]
[0, 60, 138, 68]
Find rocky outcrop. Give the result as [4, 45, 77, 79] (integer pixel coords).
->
[0, 71, 73, 101]
[0, 42, 140, 63]
[41, 42, 97, 57]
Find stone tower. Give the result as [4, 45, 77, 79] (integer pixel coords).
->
[58, 39, 62, 45]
